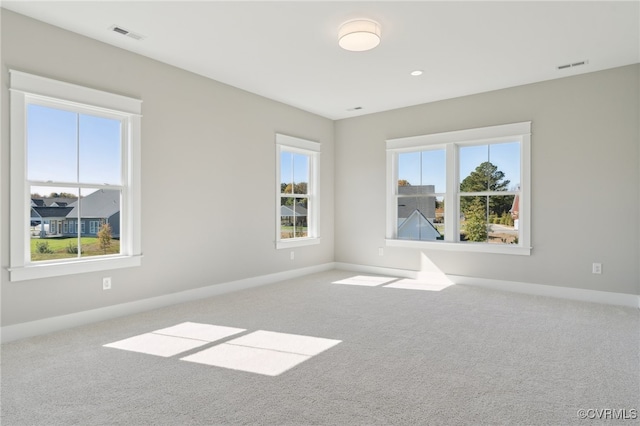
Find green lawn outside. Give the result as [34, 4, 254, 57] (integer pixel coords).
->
[31, 237, 120, 261]
[280, 225, 308, 238]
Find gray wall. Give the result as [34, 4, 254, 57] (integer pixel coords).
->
[1, 11, 335, 326]
[2, 10, 638, 331]
[335, 64, 639, 296]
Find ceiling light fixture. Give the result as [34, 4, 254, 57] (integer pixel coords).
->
[410, 70, 424, 76]
[338, 19, 381, 52]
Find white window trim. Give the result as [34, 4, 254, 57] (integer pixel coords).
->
[8, 70, 142, 281]
[275, 133, 320, 249]
[386, 122, 531, 255]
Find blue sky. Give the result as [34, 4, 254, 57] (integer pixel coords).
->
[280, 151, 309, 189]
[398, 141, 520, 192]
[27, 104, 122, 190]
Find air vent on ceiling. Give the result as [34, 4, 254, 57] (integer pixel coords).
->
[557, 60, 589, 70]
[109, 25, 145, 41]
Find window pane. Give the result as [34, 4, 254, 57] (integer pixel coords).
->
[281, 151, 309, 196]
[79, 114, 122, 185]
[420, 150, 446, 193]
[27, 104, 78, 183]
[292, 154, 309, 194]
[397, 196, 442, 241]
[460, 143, 518, 192]
[488, 142, 520, 191]
[78, 188, 121, 258]
[459, 145, 490, 192]
[460, 195, 517, 244]
[280, 196, 308, 239]
[280, 151, 293, 194]
[398, 150, 445, 193]
[30, 186, 79, 261]
[487, 195, 518, 244]
[294, 197, 308, 237]
[398, 152, 420, 189]
[460, 195, 489, 242]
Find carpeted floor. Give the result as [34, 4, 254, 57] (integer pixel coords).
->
[1, 270, 639, 425]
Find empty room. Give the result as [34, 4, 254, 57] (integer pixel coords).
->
[1, 2, 639, 425]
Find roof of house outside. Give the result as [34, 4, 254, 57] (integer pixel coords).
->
[397, 209, 442, 241]
[281, 203, 307, 217]
[31, 197, 78, 207]
[67, 189, 120, 219]
[397, 185, 436, 220]
[31, 206, 74, 219]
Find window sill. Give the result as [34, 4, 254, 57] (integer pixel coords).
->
[8, 255, 143, 282]
[276, 237, 321, 249]
[385, 239, 531, 256]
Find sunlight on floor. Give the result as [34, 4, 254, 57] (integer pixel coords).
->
[383, 278, 453, 291]
[331, 275, 397, 286]
[332, 273, 453, 291]
[104, 323, 341, 376]
[103, 322, 245, 357]
[182, 330, 341, 376]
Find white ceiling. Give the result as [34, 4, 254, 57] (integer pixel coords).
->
[3, 1, 639, 120]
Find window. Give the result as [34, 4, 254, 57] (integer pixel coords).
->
[386, 122, 531, 255]
[9, 70, 142, 281]
[90, 221, 100, 234]
[275, 134, 320, 249]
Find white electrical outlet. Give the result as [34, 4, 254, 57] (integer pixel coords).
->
[378, 247, 384, 256]
[103, 277, 112, 290]
[290, 251, 295, 261]
[592, 263, 602, 274]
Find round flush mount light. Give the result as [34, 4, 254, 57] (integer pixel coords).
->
[410, 70, 424, 76]
[338, 19, 381, 52]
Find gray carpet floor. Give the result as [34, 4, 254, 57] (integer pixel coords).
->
[1, 270, 639, 425]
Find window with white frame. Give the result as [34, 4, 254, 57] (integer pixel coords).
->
[386, 122, 531, 255]
[275, 134, 320, 249]
[9, 70, 142, 281]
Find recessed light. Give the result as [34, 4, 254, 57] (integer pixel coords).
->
[410, 70, 423, 76]
[347, 106, 363, 111]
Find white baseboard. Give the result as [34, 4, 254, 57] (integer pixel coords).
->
[1, 262, 335, 344]
[448, 275, 640, 308]
[335, 262, 640, 309]
[3, 262, 637, 343]
[333, 262, 420, 279]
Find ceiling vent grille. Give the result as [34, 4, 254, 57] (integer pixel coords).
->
[557, 60, 588, 70]
[109, 25, 145, 41]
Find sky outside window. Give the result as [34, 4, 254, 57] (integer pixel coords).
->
[280, 151, 309, 193]
[27, 104, 122, 186]
[399, 142, 519, 192]
[459, 142, 520, 190]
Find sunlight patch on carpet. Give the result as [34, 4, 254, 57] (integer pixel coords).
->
[332, 275, 398, 286]
[153, 322, 245, 342]
[227, 330, 341, 356]
[383, 278, 453, 292]
[103, 332, 211, 357]
[181, 331, 341, 376]
[103, 322, 245, 357]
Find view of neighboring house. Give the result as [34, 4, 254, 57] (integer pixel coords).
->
[280, 203, 307, 227]
[31, 205, 74, 237]
[30, 189, 120, 238]
[397, 185, 441, 241]
[510, 194, 520, 230]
